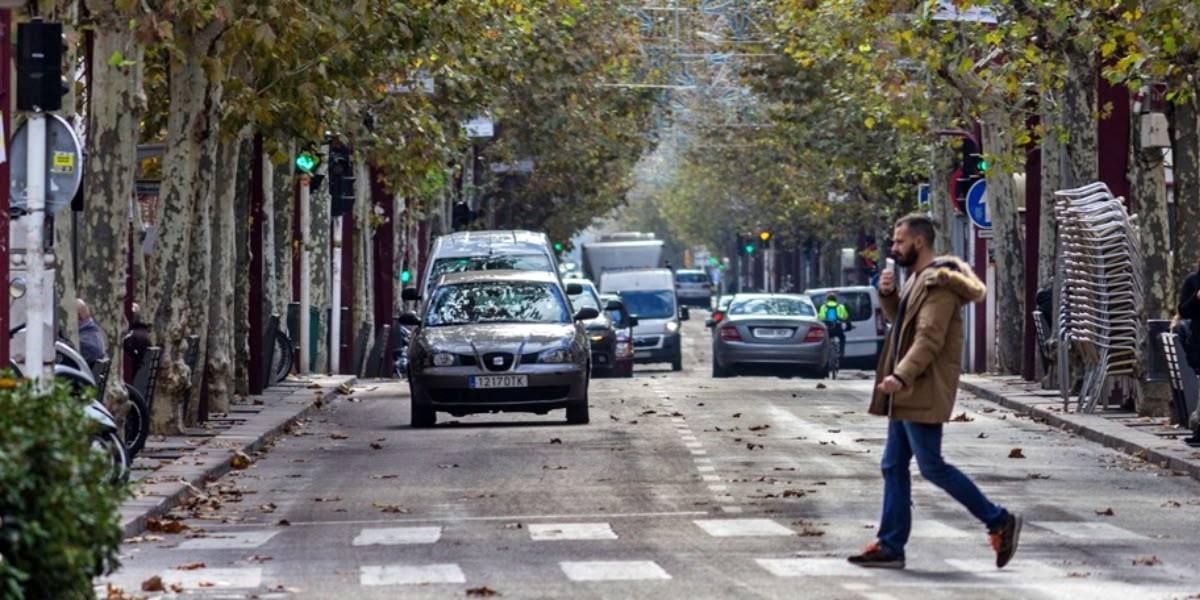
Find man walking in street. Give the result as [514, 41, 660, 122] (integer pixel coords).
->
[849, 214, 1021, 570]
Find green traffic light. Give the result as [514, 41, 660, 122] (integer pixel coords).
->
[978, 158, 988, 172]
[708, 257, 718, 265]
[295, 152, 318, 173]
[400, 270, 412, 283]
[553, 243, 563, 252]
[745, 245, 755, 254]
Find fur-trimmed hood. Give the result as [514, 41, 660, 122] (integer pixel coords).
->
[921, 255, 986, 304]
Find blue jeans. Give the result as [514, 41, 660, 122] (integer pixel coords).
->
[877, 420, 1007, 557]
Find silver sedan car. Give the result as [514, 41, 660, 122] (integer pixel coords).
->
[709, 293, 830, 378]
[399, 270, 599, 427]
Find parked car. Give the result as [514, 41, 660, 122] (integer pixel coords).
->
[565, 278, 618, 377]
[399, 270, 598, 427]
[710, 293, 830, 378]
[674, 268, 713, 308]
[600, 268, 686, 371]
[599, 293, 637, 378]
[805, 286, 885, 367]
[403, 230, 575, 303]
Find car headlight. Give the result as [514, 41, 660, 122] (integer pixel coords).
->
[665, 321, 679, 333]
[615, 342, 632, 358]
[538, 348, 571, 363]
[432, 353, 456, 367]
[589, 334, 605, 342]
[9, 277, 26, 299]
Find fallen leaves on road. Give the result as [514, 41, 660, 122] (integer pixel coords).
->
[977, 433, 989, 439]
[1008, 448, 1026, 459]
[1132, 555, 1161, 566]
[467, 585, 501, 596]
[438, 463, 460, 469]
[951, 412, 974, 422]
[1027, 473, 1051, 480]
[314, 496, 341, 502]
[827, 429, 841, 433]
[141, 577, 165, 592]
[732, 413, 742, 418]
[370, 474, 399, 480]
[370, 442, 384, 450]
[549, 438, 562, 444]
[174, 562, 206, 570]
[746, 443, 764, 450]
[749, 424, 770, 432]
[145, 517, 189, 534]
[502, 522, 523, 529]
[672, 411, 684, 417]
[981, 407, 996, 413]
[373, 503, 411, 514]
[641, 409, 657, 415]
[337, 383, 354, 395]
[259, 503, 277, 513]
[782, 490, 806, 498]
[276, 519, 291, 526]
[542, 465, 568, 470]
[123, 534, 166, 544]
[330, 432, 350, 440]
[815, 383, 826, 389]
[231, 450, 255, 470]
[248, 555, 273, 562]
[1161, 500, 1181, 508]
[1095, 508, 1115, 516]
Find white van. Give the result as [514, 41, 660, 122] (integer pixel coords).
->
[600, 269, 685, 371]
[806, 286, 885, 366]
[405, 230, 562, 301]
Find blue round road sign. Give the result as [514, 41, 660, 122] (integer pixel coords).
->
[965, 179, 991, 229]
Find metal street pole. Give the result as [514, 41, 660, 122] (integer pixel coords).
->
[299, 175, 311, 374]
[21, 112, 47, 380]
[330, 214, 342, 374]
[0, 8, 12, 371]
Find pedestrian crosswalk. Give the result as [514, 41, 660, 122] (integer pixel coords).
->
[101, 515, 1188, 598]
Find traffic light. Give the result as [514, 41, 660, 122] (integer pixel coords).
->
[329, 144, 356, 217]
[295, 150, 319, 174]
[553, 242, 564, 252]
[955, 136, 985, 202]
[452, 201, 474, 229]
[400, 266, 412, 284]
[758, 230, 771, 250]
[16, 19, 68, 112]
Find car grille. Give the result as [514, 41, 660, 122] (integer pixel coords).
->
[633, 336, 660, 348]
[440, 386, 570, 403]
[482, 352, 515, 371]
[457, 354, 477, 366]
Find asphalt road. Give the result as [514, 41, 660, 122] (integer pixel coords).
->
[101, 315, 1200, 599]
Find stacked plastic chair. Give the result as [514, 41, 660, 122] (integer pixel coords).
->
[1052, 182, 1145, 413]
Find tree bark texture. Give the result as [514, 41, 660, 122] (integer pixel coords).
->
[1038, 98, 1062, 292]
[983, 109, 1023, 375]
[311, 157, 331, 373]
[931, 142, 954, 256]
[271, 150, 293, 331]
[1062, 56, 1099, 187]
[233, 133, 253, 396]
[1170, 97, 1200, 290]
[78, 3, 143, 410]
[146, 24, 224, 433]
[205, 127, 244, 415]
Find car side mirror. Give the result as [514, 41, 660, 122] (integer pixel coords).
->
[401, 287, 420, 302]
[704, 318, 714, 328]
[680, 307, 690, 321]
[628, 316, 639, 327]
[566, 282, 584, 295]
[604, 299, 625, 311]
[574, 307, 600, 321]
[398, 311, 421, 326]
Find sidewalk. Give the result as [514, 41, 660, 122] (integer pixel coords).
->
[118, 374, 357, 537]
[960, 374, 1200, 482]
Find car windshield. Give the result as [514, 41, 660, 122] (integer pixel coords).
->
[676, 272, 708, 284]
[425, 281, 569, 326]
[430, 254, 552, 282]
[569, 288, 601, 311]
[620, 290, 676, 319]
[809, 292, 873, 321]
[729, 297, 815, 317]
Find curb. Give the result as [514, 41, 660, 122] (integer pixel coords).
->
[959, 376, 1200, 483]
[120, 377, 356, 537]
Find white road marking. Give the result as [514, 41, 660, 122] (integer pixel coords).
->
[910, 520, 971, 538]
[685, 441, 704, 449]
[176, 530, 278, 550]
[203, 510, 709, 529]
[842, 582, 873, 591]
[560, 560, 671, 581]
[1032, 521, 1146, 540]
[353, 526, 442, 546]
[693, 458, 713, 465]
[529, 522, 618, 541]
[944, 558, 1066, 578]
[157, 567, 263, 589]
[691, 449, 708, 455]
[360, 564, 466, 586]
[757, 558, 875, 577]
[695, 518, 794, 537]
[720, 506, 744, 514]
[697, 465, 716, 472]
[708, 484, 727, 492]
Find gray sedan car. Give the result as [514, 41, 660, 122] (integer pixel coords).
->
[709, 293, 830, 378]
[399, 270, 599, 427]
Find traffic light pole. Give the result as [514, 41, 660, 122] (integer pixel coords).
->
[21, 112, 49, 380]
[299, 175, 311, 374]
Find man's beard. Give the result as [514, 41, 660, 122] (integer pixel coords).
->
[895, 246, 919, 268]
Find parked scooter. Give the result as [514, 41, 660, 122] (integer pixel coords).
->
[392, 323, 411, 378]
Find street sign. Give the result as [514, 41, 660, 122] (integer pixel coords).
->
[965, 179, 991, 229]
[918, 182, 930, 206]
[9, 113, 83, 217]
[927, 0, 997, 23]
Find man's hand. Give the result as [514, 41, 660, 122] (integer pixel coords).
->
[879, 270, 896, 296]
[876, 375, 904, 394]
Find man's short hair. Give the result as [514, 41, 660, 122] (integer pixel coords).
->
[825, 292, 837, 301]
[895, 214, 936, 245]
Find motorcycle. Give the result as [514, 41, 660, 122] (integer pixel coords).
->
[392, 323, 412, 378]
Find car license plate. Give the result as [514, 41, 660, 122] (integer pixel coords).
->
[754, 328, 792, 339]
[470, 375, 528, 389]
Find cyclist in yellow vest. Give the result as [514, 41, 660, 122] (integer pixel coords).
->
[821, 292, 851, 359]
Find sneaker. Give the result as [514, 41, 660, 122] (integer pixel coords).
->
[989, 512, 1023, 568]
[847, 542, 905, 569]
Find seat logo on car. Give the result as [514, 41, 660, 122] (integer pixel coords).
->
[492, 356, 504, 366]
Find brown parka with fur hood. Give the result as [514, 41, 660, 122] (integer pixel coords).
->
[870, 256, 986, 423]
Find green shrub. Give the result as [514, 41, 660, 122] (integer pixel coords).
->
[0, 378, 127, 599]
